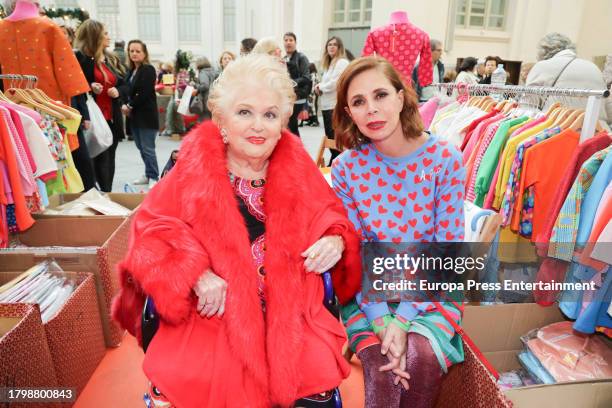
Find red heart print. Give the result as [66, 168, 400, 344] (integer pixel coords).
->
[422, 187, 431, 196]
[399, 198, 408, 206]
[362, 148, 370, 155]
[393, 183, 402, 192]
[347, 162, 354, 170]
[425, 227, 434, 235]
[351, 173, 359, 181]
[350, 151, 359, 158]
[442, 149, 451, 158]
[360, 211, 369, 219]
[359, 184, 369, 193]
[399, 225, 408, 233]
[453, 161, 460, 171]
[444, 169, 449, 176]
[414, 175, 422, 184]
[372, 166, 380, 175]
[394, 210, 403, 218]
[362, 199, 371, 207]
[348, 202, 357, 210]
[426, 202, 433, 211]
[408, 219, 417, 227]
[455, 218, 461, 227]
[397, 169, 407, 179]
[392, 237, 402, 244]
[414, 231, 423, 240]
[358, 158, 367, 166]
[375, 155, 383, 162]
[423, 158, 432, 167]
[339, 182, 347, 189]
[413, 204, 423, 212]
[388, 194, 397, 202]
[457, 191, 463, 200]
[339, 169, 346, 177]
[446, 205, 455, 214]
[442, 193, 451, 202]
[387, 167, 395, 175]
[373, 194, 382, 202]
[362, 172, 371, 180]
[388, 220, 397, 228]
[446, 231, 455, 240]
[408, 192, 417, 201]
[427, 145, 437, 154]
[440, 220, 449, 229]
[378, 205, 388, 214]
[407, 163, 418, 172]
[423, 215, 431, 224]
[372, 219, 382, 228]
[349, 187, 355, 195]
[377, 231, 387, 240]
[451, 178, 460, 186]
[366, 225, 372, 232]
[378, 178, 388, 187]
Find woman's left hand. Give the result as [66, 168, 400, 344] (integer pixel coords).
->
[107, 87, 119, 98]
[301, 235, 344, 273]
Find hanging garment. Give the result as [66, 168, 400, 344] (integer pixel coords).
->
[362, 20, 433, 86]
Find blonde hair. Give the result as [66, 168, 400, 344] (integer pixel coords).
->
[75, 19, 106, 63]
[218, 51, 236, 69]
[208, 54, 296, 125]
[252, 37, 282, 56]
[321, 36, 347, 71]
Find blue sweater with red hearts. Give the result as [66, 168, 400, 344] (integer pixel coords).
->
[331, 134, 466, 323]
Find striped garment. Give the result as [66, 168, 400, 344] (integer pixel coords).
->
[548, 146, 611, 260]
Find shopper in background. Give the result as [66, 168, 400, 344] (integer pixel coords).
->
[455, 57, 479, 85]
[332, 56, 465, 408]
[161, 51, 191, 137]
[479, 56, 503, 85]
[239, 37, 257, 56]
[193, 56, 218, 121]
[218, 50, 236, 71]
[283, 32, 312, 137]
[112, 54, 361, 407]
[527, 32, 612, 127]
[113, 40, 126, 67]
[412, 39, 445, 102]
[74, 20, 126, 192]
[156, 61, 174, 84]
[121, 40, 159, 185]
[315, 36, 349, 164]
[302, 62, 320, 127]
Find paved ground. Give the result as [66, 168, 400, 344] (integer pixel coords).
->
[112, 120, 328, 192]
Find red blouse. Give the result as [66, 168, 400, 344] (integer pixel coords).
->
[93, 63, 117, 121]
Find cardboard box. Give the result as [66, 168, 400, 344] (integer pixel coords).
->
[35, 192, 145, 219]
[0, 303, 60, 408]
[437, 304, 612, 407]
[1, 216, 133, 347]
[0, 272, 106, 403]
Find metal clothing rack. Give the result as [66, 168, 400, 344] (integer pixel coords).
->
[433, 82, 610, 142]
[0, 74, 39, 87]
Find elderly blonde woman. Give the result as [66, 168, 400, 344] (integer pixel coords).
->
[252, 36, 283, 59]
[112, 54, 362, 407]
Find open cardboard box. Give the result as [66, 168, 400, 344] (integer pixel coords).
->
[1, 216, 133, 347]
[461, 303, 612, 407]
[34, 192, 145, 219]
[0, 272, 106, 402]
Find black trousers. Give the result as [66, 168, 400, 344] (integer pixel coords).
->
[322, 109, 340, 165]
[93, 119, 120, 192]
[71, 128, 97, 191]
[288, 103, 305, 137]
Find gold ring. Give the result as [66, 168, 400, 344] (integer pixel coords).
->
[310, 252, 318, 259]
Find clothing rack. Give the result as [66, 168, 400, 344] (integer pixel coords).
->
[0, 74, 38, 87]
[433, 82, 610, 142]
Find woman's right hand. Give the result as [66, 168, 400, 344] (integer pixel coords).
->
[91, 82, 103, 95]
[193, 269, 227, 318]
[121, 104, 132, 116]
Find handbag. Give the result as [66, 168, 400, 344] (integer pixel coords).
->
[83, 94, 113, 158]
[189, 93, 204, 115]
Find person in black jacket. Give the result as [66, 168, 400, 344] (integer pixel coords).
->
[283, 32, 312, 137]
[74, 19, 126, 192]
[120, 40, 160, 185]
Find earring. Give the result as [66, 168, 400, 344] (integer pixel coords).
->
[221, 128, 229, 144]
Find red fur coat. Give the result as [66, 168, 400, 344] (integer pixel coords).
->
[112, 122, 362, 407]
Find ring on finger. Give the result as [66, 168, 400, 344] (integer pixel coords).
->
[309, 252, 318, 259]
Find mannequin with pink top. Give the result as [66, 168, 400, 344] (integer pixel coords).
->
[362, 10, 433, 87]
[5, 0, 39, 21]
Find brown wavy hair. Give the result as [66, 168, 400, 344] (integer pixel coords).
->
[333, 57, 423, 151]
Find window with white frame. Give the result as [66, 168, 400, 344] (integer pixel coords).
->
[456, 0, 508, 30]
[53, 0, 79, 7]
[223, 0, 236, 42]
[332, 0, 372, 27]
[97, 0, 121, 42]
[177, 0, 201, 42]
[136, 0, 161, 42]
